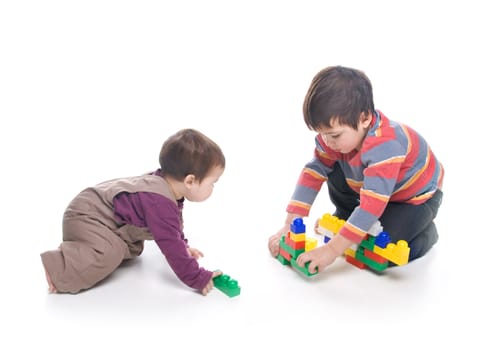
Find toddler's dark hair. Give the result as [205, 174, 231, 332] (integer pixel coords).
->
[159, 129, 225, 182]
[303, 66, 375, 130]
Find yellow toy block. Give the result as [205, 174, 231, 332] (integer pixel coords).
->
[344, 248, 356, 258]
[318, 213, 345, 234]
[373, 240, 410, 266]
[305, 237, 317, 251]
[290, 233, 306, 242]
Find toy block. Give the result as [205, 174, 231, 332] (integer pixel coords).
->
[213, 274, 241, 298]
[290, 258, 318, 276]
[345, 254, 366, 269]
[277, 253, 290, 265]
[280, 236, 304, 259]
[286, 237, 305, 250]
[290, 217, 306, 233]
[312, 212, 411, 273]
[373, 240, 410, 266]
[364, 248, 388, 264]
[355, 249, 388, 272]
[276, 218, 319, 277]
[318, 213, 345, 233]
[367, 220, 383, 236]
[305, 237, 317, 251]
[344, 248, 356, 257]
[375, 231, 391, 248]
[279, 247, 292, 261]
[359, 234, 374, 251]
[316, 225, 335, 239]
[290, 232, 306, 242]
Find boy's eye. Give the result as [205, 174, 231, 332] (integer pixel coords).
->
[324, 134, 339, 139]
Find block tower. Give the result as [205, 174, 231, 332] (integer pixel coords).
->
[276, 217, 318, 276]
[316, 213, 410, 272]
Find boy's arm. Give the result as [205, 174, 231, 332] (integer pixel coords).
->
[296, 231, 354, 273]
[287, 136, 339, 216]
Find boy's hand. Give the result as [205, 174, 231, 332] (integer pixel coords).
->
[187, 247, 204, 260]
[296, 244, 338, 274]
[201, 270, 222, 296]
[268, 224, 289, 257]
[269, 213, 304, 257]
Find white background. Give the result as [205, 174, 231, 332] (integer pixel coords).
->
[1, 1, 492, 349]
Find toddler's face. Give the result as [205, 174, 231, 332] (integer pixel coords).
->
[185, 166, 224, 202]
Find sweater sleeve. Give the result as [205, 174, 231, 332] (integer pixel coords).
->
[287, 136, 339, 216]
[339, 138, 406, 243]
[115, 192, 212, 290]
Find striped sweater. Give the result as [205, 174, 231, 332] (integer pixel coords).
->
[287, 110, 444, 244]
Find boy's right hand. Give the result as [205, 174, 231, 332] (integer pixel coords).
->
[268, 224, 289, 257]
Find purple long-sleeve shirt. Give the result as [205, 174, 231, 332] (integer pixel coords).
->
[112, 178, 212, 291]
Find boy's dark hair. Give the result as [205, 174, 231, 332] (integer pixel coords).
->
[159, 129, 225, 183]
[303, 66, 375, 130]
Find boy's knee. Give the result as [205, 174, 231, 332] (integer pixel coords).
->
[408, 224, 439, 261]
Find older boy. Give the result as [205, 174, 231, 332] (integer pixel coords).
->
[268, 66, 444, 274]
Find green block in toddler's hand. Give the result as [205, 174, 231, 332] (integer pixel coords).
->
[213, 274, 241, 297]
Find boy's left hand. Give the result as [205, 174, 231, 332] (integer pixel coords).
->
[187, 247, 204, 259]
[296, 244, 338, 274]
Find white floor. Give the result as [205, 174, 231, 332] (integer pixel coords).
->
[1, 1, 493, 349]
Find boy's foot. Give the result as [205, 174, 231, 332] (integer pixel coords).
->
[45, 270, 57, 293]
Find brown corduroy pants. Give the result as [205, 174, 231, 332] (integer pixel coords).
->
[41, 214, 130, 293]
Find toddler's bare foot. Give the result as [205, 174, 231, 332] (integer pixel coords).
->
[45, 270, 57, 293]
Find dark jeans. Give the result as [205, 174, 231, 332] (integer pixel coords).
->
[327, 163, 443, 261]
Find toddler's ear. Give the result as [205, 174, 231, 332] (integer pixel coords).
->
[184, 174, 196, 187]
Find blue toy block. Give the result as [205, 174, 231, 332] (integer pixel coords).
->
[290, 217, 306, 233]
[375, 231, 391, 248]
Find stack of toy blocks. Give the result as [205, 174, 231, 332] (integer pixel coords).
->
[277, 218, 318, 276]
[316, 213, 410, 272]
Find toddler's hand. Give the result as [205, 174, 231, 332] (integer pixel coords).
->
[188, 247, 204, 260]
[201, 270, 222, 296]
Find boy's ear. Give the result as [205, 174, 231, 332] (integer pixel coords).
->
[360, 112, 372, 128]
[184, 174, 196, 187]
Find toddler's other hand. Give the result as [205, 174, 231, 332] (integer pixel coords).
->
[201, 270, 222, 296]
[188, 247, 204, 259]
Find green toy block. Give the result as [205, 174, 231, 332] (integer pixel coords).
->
[279, 235, 305, 259]
[290, 258, 318, 276]
[355, 249, 388, 272]
[213, 274, 241, 297]
[359, 235, 376, 251]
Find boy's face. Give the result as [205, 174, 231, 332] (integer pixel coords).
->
[184, 166, 224, 202]
[316, 113, 372, 154]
